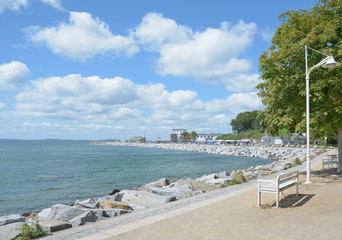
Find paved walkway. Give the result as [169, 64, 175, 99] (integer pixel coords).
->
[44, 151, 341, 240]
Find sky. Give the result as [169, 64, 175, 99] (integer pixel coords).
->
[0, 0, 318, 140]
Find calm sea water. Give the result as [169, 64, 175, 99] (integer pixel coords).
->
[0, 140, 271, 215]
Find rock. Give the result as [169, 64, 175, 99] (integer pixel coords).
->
[196, 173, 217, 182]
[69, 211, 97, 227]
[0, 214, 25, 226]
[74, 198, 97, 209]
[134, 178, 170, 191]
[38, 208, 52, 220]
[95, 192, 125, 208]
[146, 187, 187, 200]
[103, 209, 132, 217]
[121, 190, 175, 208]
[177, 179, 217, 192]
[99, 200, 133, 210]
[109, 189, 120, 195]
[205, 178, 231, 186]
[38, 204, 87, 222]
[39, 219, 72, 233]
[216, 171, 230, 178]
[0, 222, 23, 240]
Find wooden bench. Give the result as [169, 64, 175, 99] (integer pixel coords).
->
[258, 170, 299, 208]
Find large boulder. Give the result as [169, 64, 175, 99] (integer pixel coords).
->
[38, 204, 87, 222]
[134, 178, 170, 191]
[39, 219, 72, 233]
[74, 198, 97, 209]
[0, 222, 23, 240]
[103, 209, 132, 218]
[99, 200, 133, 210]
[0, 214, 25, 226]
[121, 190, 175, 208]
[69, 211, 97, 227]
[95, 192, 125, 208]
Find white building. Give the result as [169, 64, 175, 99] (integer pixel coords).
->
[172, 128, 187, 138]
[196, 133, 221, 142]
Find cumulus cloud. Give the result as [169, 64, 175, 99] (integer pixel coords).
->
[26, 11, 138, 60]
[134, 12, 192, 51]
[132, 13, 258, 91]
[41, 0, 64, 11]
[0, 61, 30, 90]
[14, 74, 204, 120]
[0, 0, 28, 13]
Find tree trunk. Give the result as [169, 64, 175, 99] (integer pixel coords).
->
[337, 129, 342, 173]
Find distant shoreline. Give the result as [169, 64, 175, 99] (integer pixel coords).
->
[91, 141, 322, 161]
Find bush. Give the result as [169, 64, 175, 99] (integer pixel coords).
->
[227, 171, 247, 185]
[293, 157, 301, 166]
[16, 216, 48, 240]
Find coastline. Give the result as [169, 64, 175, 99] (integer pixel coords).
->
[1, 143, 324, 239]
[92, 141, 321, 160]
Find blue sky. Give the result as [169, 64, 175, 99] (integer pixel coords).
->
[0, 0, 317, 140]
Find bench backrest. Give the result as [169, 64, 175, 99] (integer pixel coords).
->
[277, 170, 298, 185]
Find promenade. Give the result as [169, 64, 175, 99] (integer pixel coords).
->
[43, 150, 342, 240]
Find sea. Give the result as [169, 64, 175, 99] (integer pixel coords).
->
[0, 140, 272, 216]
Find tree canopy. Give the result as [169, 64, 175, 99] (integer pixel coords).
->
[256, 0, 342, 171]
[230, 110, 266, 134]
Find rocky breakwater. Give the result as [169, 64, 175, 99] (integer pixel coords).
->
[95, 142, 321, 161]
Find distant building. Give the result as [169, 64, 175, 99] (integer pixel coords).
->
[196, 133, 221, 142]
[172, 128, 187, 138]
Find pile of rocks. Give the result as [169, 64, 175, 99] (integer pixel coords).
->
[95, 142, 320, 161]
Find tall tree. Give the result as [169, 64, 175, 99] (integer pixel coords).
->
[190, 131, 198, 141]
[230, 110, 266, 133]
[170, 133, 178, 143]
[257, 0, 342, 171]
[179, 131, 191, 143]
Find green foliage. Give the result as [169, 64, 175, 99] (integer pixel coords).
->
[217, 133, 236, 140]
[257, 0, 342, 140]
[235, 129, 264, 140]
[294, 157, 302, 166]
[179, 131, 191, 143]
[190, 131, 198, 141]
[16, 216, 48, 240]
[170, 133, 178, 142]
[230, 110, 266, 134]
[227, 171, 247, 185]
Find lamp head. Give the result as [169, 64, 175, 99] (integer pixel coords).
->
[321, 56, 341, 70]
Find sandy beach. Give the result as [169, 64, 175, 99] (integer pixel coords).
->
[42, 150, 342, 240]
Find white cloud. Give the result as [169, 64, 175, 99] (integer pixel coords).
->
[0, 61, 30, 90]
[132, 14, 258, 92]
[0, 102, 6, 108]
[26, 11, 138, 60]
[0, 0, 28, 13]
[260, 27, 274, 42]
[14, 74, 204, 119]
[134, 12, 192, 51]
[41, 0, 64, 11]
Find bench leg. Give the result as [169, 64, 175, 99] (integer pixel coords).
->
[258, 191, 261, 206]
[276, 192, 279, 208]
[296, 183, 298, 197]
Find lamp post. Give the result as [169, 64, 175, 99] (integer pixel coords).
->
[304, 45, 341, 184]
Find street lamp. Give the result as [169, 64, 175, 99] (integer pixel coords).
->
[305, 45, 340, 184]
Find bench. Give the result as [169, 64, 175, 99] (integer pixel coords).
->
[322, 155, 338, 170]
[258, 170, 299, 208]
